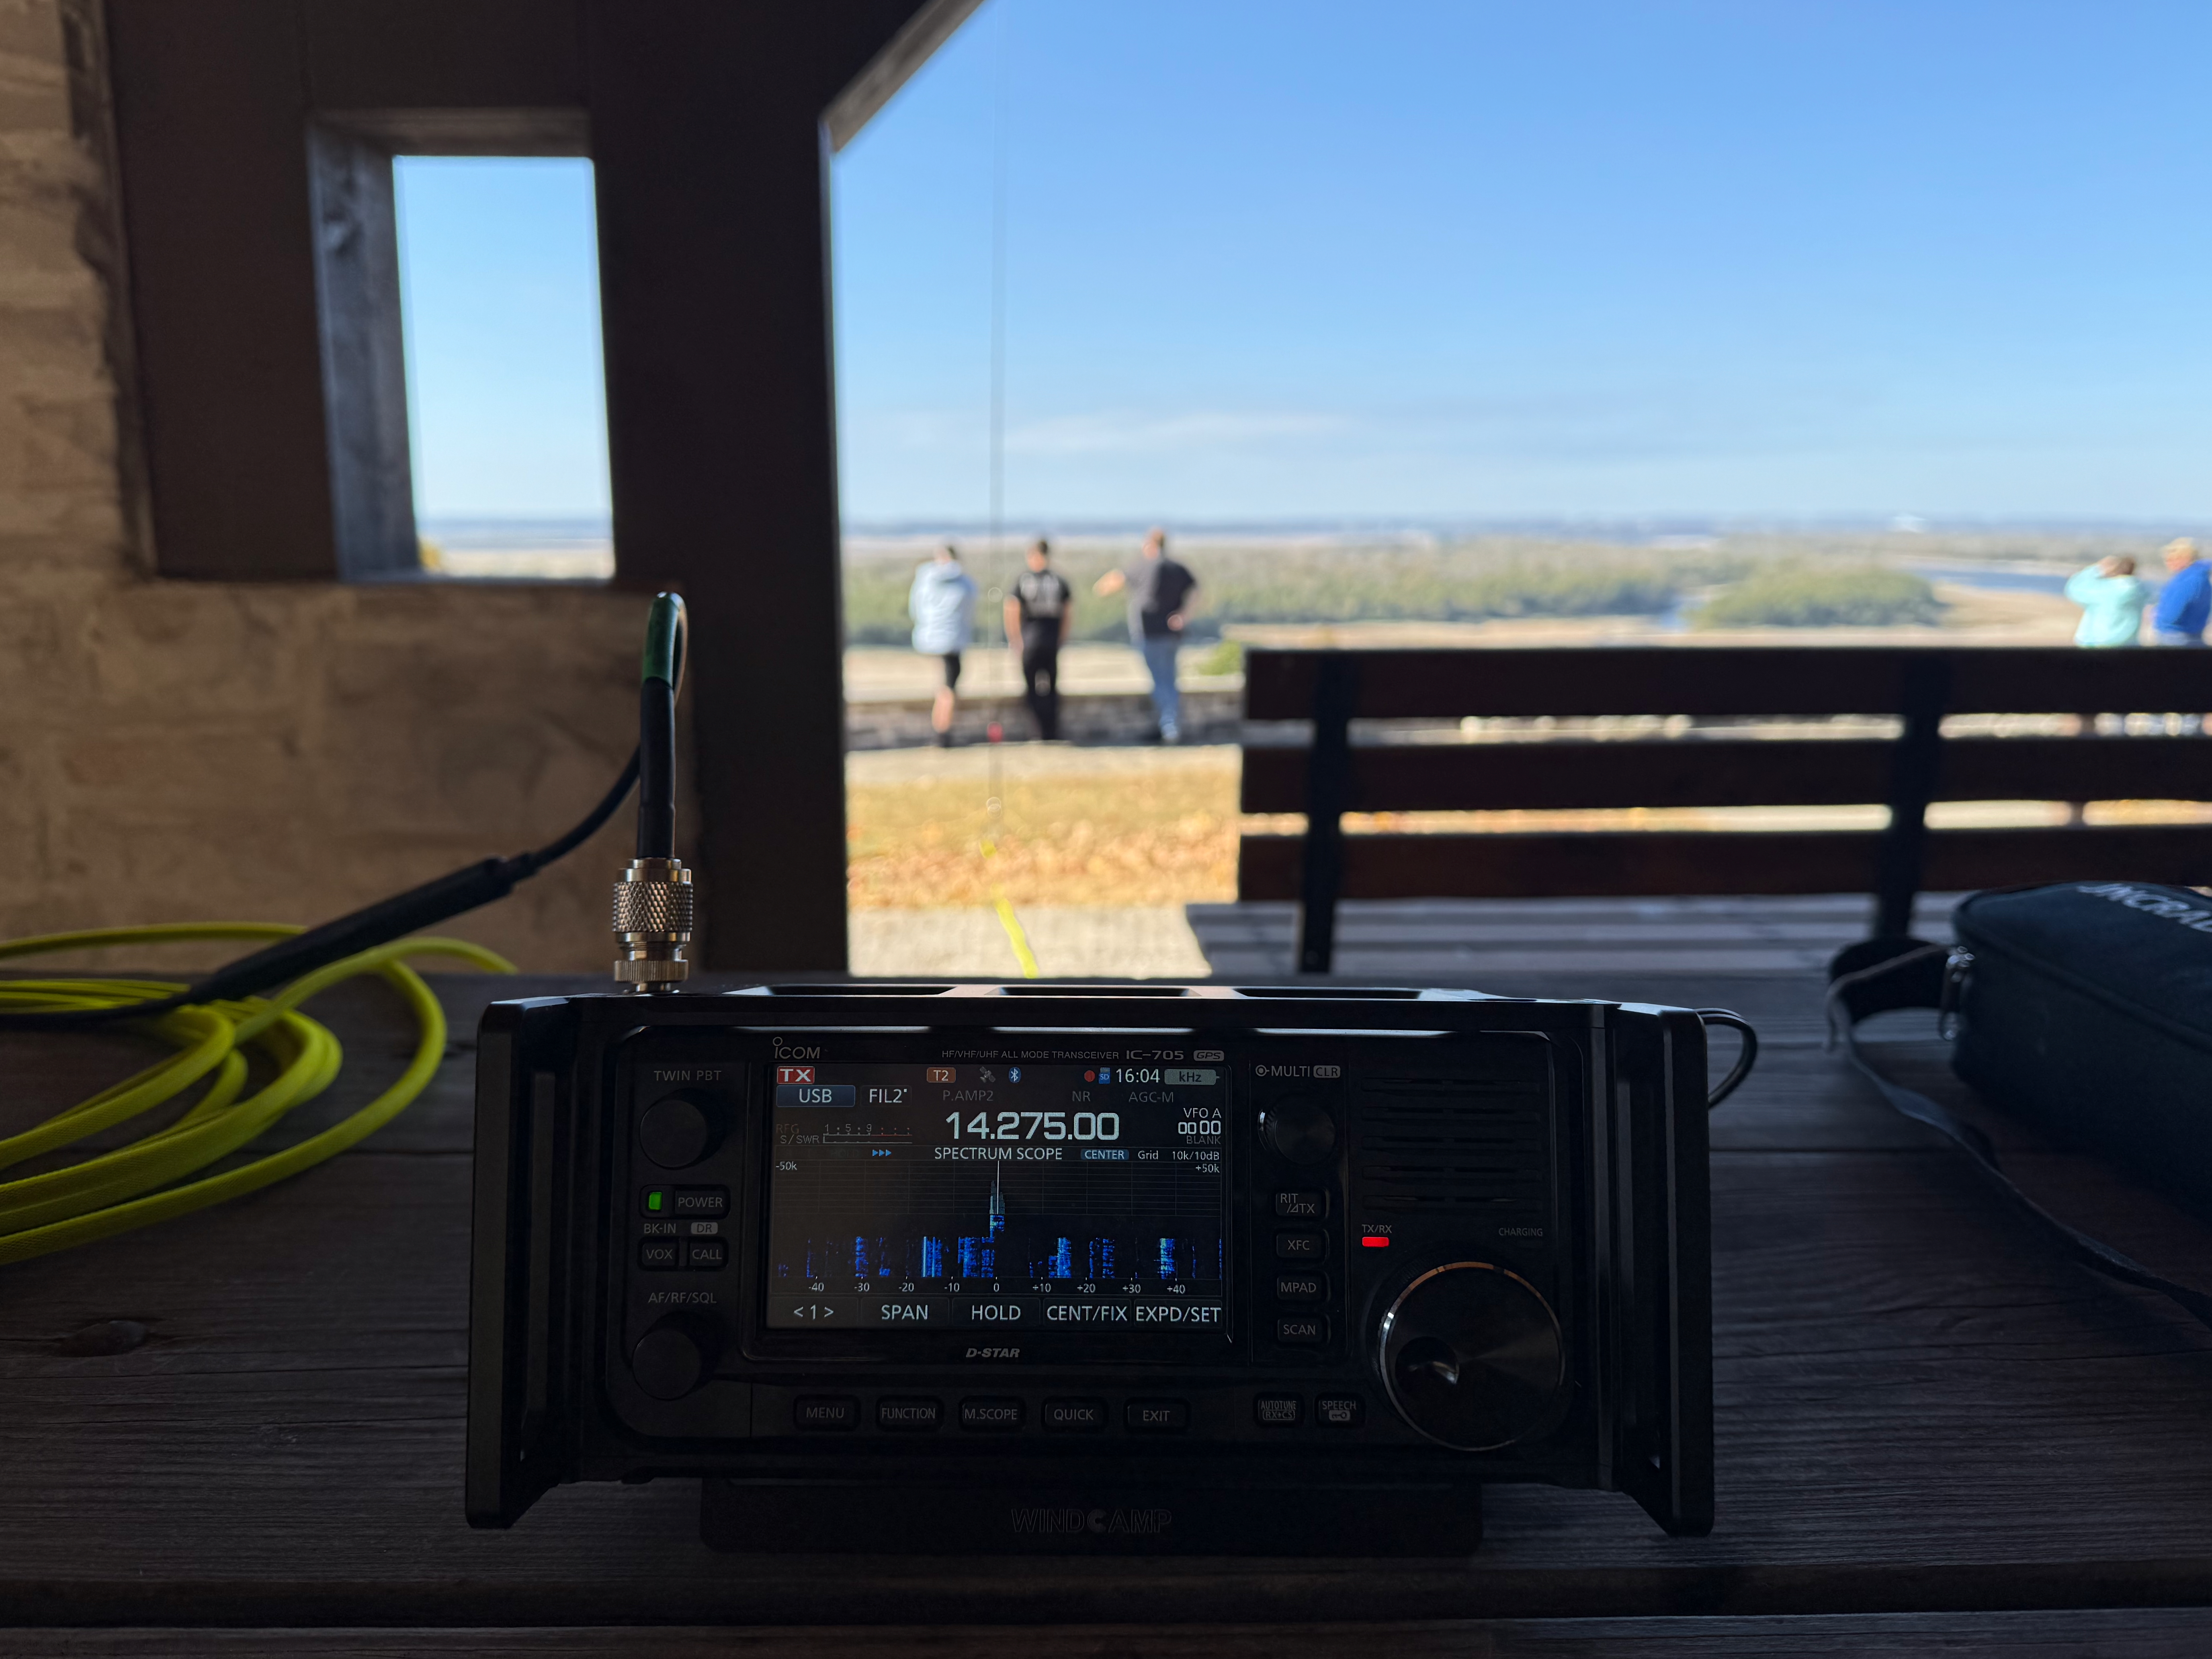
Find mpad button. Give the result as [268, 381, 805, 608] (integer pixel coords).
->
[960, 1397, 1025, 1432]
[1125, 1399, 1190, 1433]
[1274, 1272, 1327, 1302]
[793, 1395, 859, 1431]
[1274, 1230, 1327, 1262]
[1254, 1395, 1303, 1427]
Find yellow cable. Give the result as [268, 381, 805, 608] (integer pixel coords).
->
[978, 835, 1040, 978]
[0, 923, 513, 1266]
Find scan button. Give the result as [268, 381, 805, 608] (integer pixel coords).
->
[1125, 1399, 1190, 1433]
[1276, 1315, 1329, 1345]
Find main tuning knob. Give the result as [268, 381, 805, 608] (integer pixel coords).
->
[1377, 1262, 1566, 1452]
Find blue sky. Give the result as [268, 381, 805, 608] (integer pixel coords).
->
[397, 2, 2212, 525]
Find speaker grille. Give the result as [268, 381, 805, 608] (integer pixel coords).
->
[1355, 1071, 1550, 1218]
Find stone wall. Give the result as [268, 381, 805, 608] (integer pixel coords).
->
[0, 0, 668, 974]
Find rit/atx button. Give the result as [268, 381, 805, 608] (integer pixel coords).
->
[1126, 1399, 1190, 1433]
[793, 1396, 858, 1431]
[1042, 1398, 1108, 1433]
[1273, 1191, 1326, 1220]
[637, 1238, 680, 1271]
[1316, 1395, 1365, 1428]
[683, 1237, 728, 1270]
[1275, 1272, 1327, 1302]
[1254, 1395, 1303, 1427]
[1276, 1315, 1328, 1345]
[960, 1397, 1024, 1432]
[1275, 1230, 1327, 1262]
[877, 1397, 942, 1432]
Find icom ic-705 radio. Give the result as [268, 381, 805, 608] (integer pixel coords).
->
[466, 983, 1729, 1554]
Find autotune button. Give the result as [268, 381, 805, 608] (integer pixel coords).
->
[1254, 1395, 1303, 1427]
[1316, 1395, 1366, 1428]
[793, 1395, 859, 1431]
[1125, 1399, 1189, 1433]
[1276, 1315, 1328, 1345]
[959, 1397, 1024, 1432]
[1275, 1272, 1327, 1302]
[1042, 1398, 1108, 1433]
[877, 1397, 942, 1432]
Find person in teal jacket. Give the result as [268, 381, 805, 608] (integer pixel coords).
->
[2065, 555, 2150, 647]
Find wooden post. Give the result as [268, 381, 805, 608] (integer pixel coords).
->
[1872, 656, 1952, 940]
[1295, 655, 1358, 974]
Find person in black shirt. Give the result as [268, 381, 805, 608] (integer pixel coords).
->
[1004, 538, 1074, 740]
[1093, 527, 1198, 742]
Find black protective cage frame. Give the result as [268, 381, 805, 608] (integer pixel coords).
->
[466, 985, 1715, 1544]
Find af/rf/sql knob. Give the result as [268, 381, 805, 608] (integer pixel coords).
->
[1377, 1262, 1566, 1451]
[631, 1315, 721, 1401]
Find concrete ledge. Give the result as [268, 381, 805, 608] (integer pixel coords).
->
[845, 688, 1244, 750]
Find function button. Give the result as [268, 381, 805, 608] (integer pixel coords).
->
[683, 1237, 729, 1270]
[671, 1186, 729, 1218]
[1125, 1399, 1190, 1433]
[1274, 1230, 1328, 1262]
[793, 1395, 859, 1432]
[1276, 1315, 1329, 1346]
[1316, 1395, 1366, 1428]
[959, 1397, 1025, 1433]
[637, 1238, 681, 1271]
[1254, 1395, 1303, 1428]
[1274, 1272, 1327, 1303]
[639, 1091, 720, 1169]
[877, 1397, 942, 1432]
[1042, 1397, 1108, 1433]
[1273, 1190, 1326, 1220]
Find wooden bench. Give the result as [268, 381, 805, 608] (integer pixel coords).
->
[1239, 645, 2212, 973]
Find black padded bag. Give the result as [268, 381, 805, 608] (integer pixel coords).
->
[1952, 882, 2212, 1220]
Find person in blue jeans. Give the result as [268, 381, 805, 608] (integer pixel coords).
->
[2151, 538, 2210, 647]
[1093, 527, 1199, 742]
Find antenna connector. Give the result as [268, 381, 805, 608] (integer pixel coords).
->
[612, 856, 694, 991]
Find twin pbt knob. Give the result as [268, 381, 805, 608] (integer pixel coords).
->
[1377, 1262, 1566, 1451]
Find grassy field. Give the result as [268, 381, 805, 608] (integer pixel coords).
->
[842, 526, 2145, 645]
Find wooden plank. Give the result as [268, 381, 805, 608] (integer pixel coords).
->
[1244, 647, 2212, 722]
[1240, 735, 2212, 813]
[1238, 825, 2212, 901]
[108, 0, 337, 580]
[3, 972, 2212, 1626]
[6, 1608, 2212, 1655]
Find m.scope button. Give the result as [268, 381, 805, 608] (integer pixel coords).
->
[793, 1395, 859, 1431]
[877, 1397, 942, 1432]
[959, 1397, 1024, 1432]
[1276, 1315, 1329, 1345]
[1042, 1397, 1108, 1433]
[1274, 1190, 1326, 1220]
[1275, 1272, 1327, 1302]
[1274, 1230, 1327, 1262]
[1125, 1399, 1189, 1433]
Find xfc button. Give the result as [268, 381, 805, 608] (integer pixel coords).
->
[1275, 1230, 1327, 1262]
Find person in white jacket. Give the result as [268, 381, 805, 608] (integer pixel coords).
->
[909, 544, 979, 748]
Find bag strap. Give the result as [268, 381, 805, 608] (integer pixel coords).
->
[1825, 944, 2212, 1332]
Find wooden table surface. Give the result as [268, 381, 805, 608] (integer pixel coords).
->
[4, 965, 2211, 1655]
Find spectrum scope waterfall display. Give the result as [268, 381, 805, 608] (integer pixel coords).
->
[763, 1062, 1227, 1332]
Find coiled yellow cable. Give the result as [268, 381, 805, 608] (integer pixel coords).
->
[0, 923, 512, 1266]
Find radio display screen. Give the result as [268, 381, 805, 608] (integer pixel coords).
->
[762, 1062, 1227, 1336]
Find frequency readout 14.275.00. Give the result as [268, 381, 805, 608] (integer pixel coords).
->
[764, 1063, 1226, 1334]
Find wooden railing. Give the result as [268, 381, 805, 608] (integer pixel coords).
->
[1238, 646, 2212, 972]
